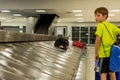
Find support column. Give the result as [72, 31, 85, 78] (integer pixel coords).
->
[26, 17, 38, 33]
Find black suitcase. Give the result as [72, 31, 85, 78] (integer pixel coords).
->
[54, 38, 69, 50]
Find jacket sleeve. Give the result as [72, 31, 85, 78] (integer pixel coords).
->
[95, 23, 103, 37]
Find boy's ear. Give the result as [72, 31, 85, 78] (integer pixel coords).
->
[104, 15, 107, 19]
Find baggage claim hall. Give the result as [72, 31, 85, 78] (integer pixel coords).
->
[0, 0, 120, 80]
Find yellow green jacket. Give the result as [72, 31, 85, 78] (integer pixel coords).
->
[95, 21, 120, 58]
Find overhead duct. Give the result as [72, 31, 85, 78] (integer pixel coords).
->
[34, 14, 58, 35]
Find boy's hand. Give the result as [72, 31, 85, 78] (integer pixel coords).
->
[95, 53, 98, 61]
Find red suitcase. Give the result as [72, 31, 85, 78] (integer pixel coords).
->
[73, 41, 84, 48]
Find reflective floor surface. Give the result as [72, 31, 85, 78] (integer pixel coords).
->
[0, 41, 85, 80]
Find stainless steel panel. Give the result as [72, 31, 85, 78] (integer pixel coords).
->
[0, 30, 56, 42]
[0, 41, 82, 80]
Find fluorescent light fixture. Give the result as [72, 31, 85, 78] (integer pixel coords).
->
[77, 18, 83, 19]
[19, 30, 23, 33]
[72, 10, 82, 12]
[36, 10, 46, 12]
[110, 10, 120, 12]
[109, 14, 115, 16]
[1, 10, 10, 12]
[75, 14, 83, 16]
[57, 20, 61, 22]
[13, 14, 22, 16]
[0, 17, 6, 19]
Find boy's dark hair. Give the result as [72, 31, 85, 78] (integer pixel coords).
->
[94, 7, 108, 19]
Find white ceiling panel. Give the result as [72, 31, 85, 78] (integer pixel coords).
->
[0, 0, 120, 23]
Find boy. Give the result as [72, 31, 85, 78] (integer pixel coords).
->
[95, 7, 120, 80]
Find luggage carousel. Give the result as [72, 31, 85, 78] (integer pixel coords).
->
[0, 31, 86, 80]
[0, 41, 84, 80]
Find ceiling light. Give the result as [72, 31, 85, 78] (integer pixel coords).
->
[109, 14, 115, 16]
[75, 14, 83, 16]
[77, 18, 83, 19]
[0, 17, 6, 19]
[110, 10, 120, 12]
[13, 14, 22, 16]
[72, 10, 82, 12]
[57, 21, 61, 22]
[36, 10, 46, 12]
[19, 30, 23, 33]
[1, 10, 10, 12]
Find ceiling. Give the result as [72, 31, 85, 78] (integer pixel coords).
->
[0, 0, 120, 23]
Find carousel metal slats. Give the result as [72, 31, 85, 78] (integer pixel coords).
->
[0, 41, 82, 80]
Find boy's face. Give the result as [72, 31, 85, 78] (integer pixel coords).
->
[95, 12, 107, 23]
